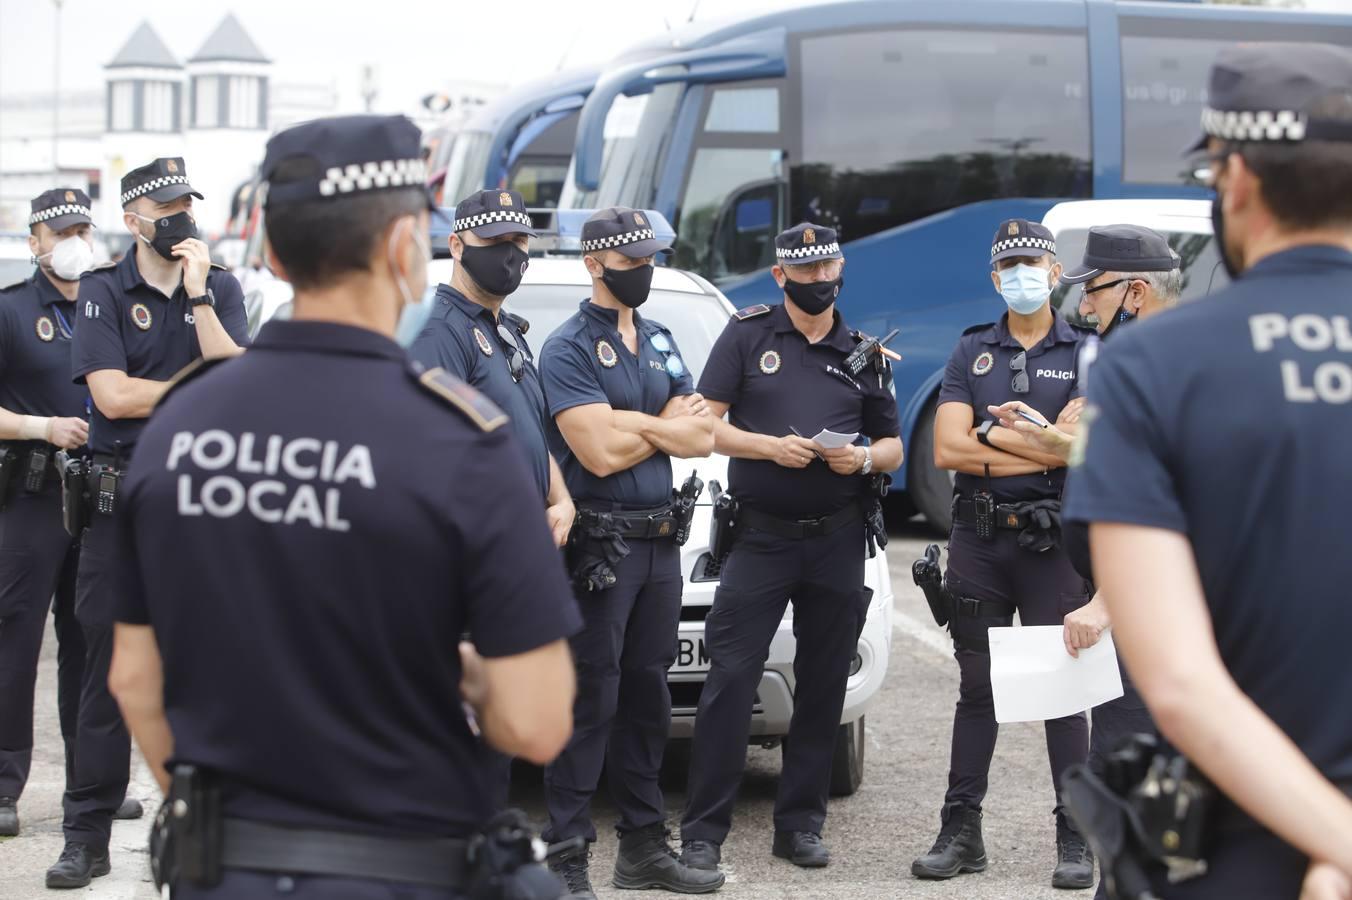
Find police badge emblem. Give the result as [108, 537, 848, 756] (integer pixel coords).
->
[499, 192, 513, 206]
[759, 350, 782, 374]
[35, 316, 55, 342]
[634, 212, 646, 226]
[131, 303, 153, 331]
[474, 328, 493, 356]
[166, 159, 179, 174]
[803, 228, 816, 245]
[1008, 222, 1019, 236]
[64, 191, 76, 203]
[972, 351, 994, 376]
[596, 339, 619, 368]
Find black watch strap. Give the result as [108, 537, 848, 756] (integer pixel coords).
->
[189, 288, 216, 308]
[976, 419, 997, 447]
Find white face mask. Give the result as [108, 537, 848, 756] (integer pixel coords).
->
[41, 235, 95, 281]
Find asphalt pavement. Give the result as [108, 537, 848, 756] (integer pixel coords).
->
[0, 520, 1096, 899]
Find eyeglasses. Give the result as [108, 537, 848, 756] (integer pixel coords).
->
[496, 323, 526, 383]
[1081, 278, 1130, 299]
[1010, 351, 1028, 395]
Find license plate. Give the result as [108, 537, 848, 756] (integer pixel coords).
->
[672, 636, 711, 673]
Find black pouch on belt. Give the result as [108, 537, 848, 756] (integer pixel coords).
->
[0, 445, 19, 512]
[152, 765, 224, 891]
[55, 451, 89, 537]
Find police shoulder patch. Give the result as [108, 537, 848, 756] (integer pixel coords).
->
[733, 304, 772, 321]
[209, 262, 227, 271]
[961, 321, 996, 337]
[416, 367, 508, 433]
[156, 357, 228, 409]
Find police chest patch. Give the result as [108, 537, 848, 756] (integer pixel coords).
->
[972, 351, 994, 376]
[596, 339, 618, 368]
[759, 350, 782, 374]
[474, 327, 493, 357]
[130, 303, 153, 331]
[35, 316, 55, 342]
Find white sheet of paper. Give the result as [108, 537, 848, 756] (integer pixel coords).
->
[810, 429, 859, 449]
[988, 626, 1124, 724]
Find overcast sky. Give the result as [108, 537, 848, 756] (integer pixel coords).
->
[0, 0, 789, 114]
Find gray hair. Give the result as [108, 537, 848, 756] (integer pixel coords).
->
[1108, 249, 1182, 304]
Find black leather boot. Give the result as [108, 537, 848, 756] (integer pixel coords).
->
[1052, 813, 1095, 889]
[612, 824, 725, 893]
[45, 842, 111, 889]
[0, 797, 17, 837]
[679, 839, 722, 871]
[911, 804, 988, 879]
[548, 844, 597, 900]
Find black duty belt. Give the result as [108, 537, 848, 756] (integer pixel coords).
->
[578, 502, 679, 540]
[737, 501, 862, 540]
[952, 595, 1016, 619]
[954, 497, 1040, 531]
[221, 818, 468, 889]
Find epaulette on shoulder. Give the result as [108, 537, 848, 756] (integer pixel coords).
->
[502, 311, 530, 335]
[209, 262, 227, 271]
[961, 321, 996, 337]
[733, 304, 772, 322]
[1070, 322, 1098, 338]
[79, 261, 117, 278]
[414, 366, 508, 433]
[157, 356, 228, 408]
[0, 277, 26, 292]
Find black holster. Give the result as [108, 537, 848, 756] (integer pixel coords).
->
[912, 543, 949, 628]
[565, 512, 630, 593]
[1061, 734, 1215, 900]
[56, 450, 89, 537]
[151, 765, 224, 892]
[707, 480, 739, 565]
[464, 810, 570, 900]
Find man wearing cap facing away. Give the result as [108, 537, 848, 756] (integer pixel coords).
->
[106, 115, 581, 899]
[409, 189, 574, 547]
[47, 159, 249, 888]
[537, 207, 720, 898]
[678, 222, 902, 877]
[989, 224, 1180, 900]
[0, 189, 94, 841]
[912, 218, 1097, 890]
[1065, 43, 1352, 898]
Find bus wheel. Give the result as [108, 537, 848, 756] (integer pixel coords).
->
[907, 398, 954, 534]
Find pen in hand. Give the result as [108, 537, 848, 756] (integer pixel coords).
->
[789, 426, 826, 461]
[1016, 409, 1049, 429]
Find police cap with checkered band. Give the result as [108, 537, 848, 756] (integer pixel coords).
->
[29, 187, 94, 232]
[120, 158, 204, 208]
[454, 188, 537, 239]
[990, 218, 1056, 265]
[774, 222, 843, 265]
[1188, 42, 1352, 153]
[260, 114, 436, 212]
[580, 206, 672, 258]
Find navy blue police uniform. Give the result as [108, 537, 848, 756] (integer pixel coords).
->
[1058, 226, 1178, 898]
[0, 189, 92, 820]
[114, 115, 582, 899]
[537, 209, 695, 849]
[409, 188, 551, 497]
[681, 223, 899, 861]
[918, 219, 1095, 880]
[1065, 43, 1352, 899]
[62, 158, 249, 861]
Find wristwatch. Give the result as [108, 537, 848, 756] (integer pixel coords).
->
[188, 288, 216, 308]
[860, 445, 873, 475]
[976, 419, 997, 447]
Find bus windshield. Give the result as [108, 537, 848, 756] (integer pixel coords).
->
[560, 82, 684, 211]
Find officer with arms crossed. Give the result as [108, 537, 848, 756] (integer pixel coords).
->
[678, 222, 902, 875]
[538, 207, 720, 898]
[409, 188, 573, 544]
[107, 114, 583, 900]
[1066, 43, 1352, 899]
[912, 219, 1096, 890]
[46, 160, 248, 889]
[991, 225, 1181, 900]
[0, 189, 93, 839]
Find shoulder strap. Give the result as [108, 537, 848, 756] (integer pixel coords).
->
[733, 304, 772, 322]
[79, 261, 117, 279]
[961, 321, 995, 337]
[413, 366, 508, 432]
[156, 356, 228, 408]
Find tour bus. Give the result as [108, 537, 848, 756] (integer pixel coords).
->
[559, 0, 1352, 529]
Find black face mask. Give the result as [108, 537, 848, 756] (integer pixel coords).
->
[460, 242, 529, 297]
[601, 263, 654, 309]
[1097, 284, 1137, 341]
[140, 211, 198, 262]
[1210, 191, 1242, 281]
[783, 275, 843, 316]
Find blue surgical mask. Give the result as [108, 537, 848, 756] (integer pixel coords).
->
[998, 264, 1053, 315]
[395, 289, 433, 348]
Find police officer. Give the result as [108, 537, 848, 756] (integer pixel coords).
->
[106, 114, 582, 900]
[537, 207, 720, 898]
[1066, 43, 1352, 898]
[677, 223, 902, 875]
[911, 219, 1095, 889]
[49, 159, 249, 888]
[0, 190, 93, 839]
[992, 225, 1181, 900]
[409, 188, 574, 543]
